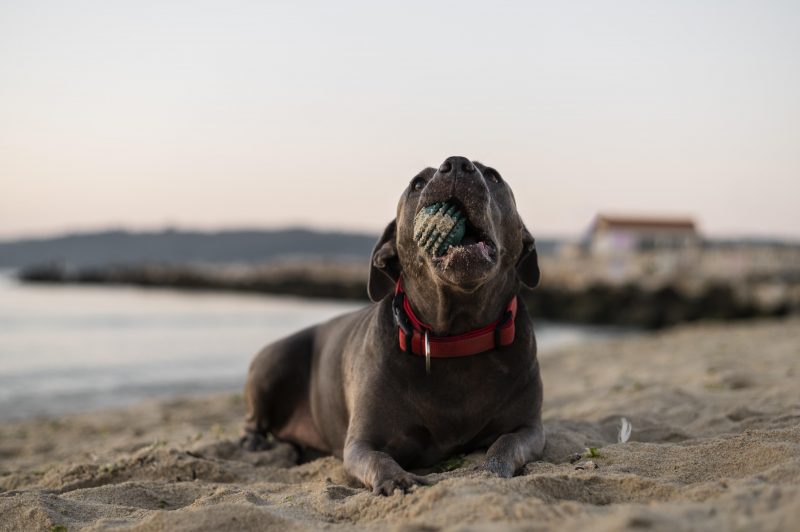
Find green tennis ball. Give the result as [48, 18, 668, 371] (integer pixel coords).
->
[413, 202, 466, 257]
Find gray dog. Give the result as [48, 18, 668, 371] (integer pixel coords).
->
[242, 156, 543, 495]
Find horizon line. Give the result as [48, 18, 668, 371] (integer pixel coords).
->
[1, 223, 799, 247]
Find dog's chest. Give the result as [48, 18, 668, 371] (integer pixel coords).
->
[394, 355, 529, 455]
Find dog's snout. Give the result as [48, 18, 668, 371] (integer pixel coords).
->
[425, 156, 490, 211]
[438, 156, 475, 177]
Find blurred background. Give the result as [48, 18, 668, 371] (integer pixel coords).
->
[1, 1, 799, 419]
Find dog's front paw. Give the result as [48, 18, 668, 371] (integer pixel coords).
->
[483, 456, 516, 478]
[372, 472, 429, 496]
[238, 431, 271, 452]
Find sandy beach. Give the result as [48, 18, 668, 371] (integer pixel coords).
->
[2, 317, 799, 531]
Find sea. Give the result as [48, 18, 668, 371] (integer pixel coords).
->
[0, 271, 617, 420]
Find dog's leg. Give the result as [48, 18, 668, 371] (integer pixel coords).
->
[240, 387, 272, 451]
[240, 329, 315, 452]
[240, 359, 275, 451]
[344, 440, 429, 495]
[483, 422, 545, 477]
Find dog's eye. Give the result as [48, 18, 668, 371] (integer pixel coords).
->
[486, 170, 502, 184]
[412, 178, 425, 192]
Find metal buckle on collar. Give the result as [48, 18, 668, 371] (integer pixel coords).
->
[424, 330, 431, 374]
[494, 309, 513, 349]
[392, 292, 413, 354]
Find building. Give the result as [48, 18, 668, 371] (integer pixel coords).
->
[587, 214, 700, 255]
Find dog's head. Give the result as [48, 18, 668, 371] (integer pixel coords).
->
[368, 156, 539, 301]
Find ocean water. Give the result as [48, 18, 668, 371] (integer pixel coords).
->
[0, 272, 614, 420]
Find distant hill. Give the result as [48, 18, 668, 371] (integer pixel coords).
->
[0, 228, 566, 269]
[0, 228, 379, 268]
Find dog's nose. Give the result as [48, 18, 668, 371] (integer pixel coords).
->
[438, 156, 475, 176]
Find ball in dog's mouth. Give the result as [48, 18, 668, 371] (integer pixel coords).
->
[413, 201, 466, 257]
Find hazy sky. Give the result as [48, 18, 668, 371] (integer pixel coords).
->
[1, 1, 799, 240]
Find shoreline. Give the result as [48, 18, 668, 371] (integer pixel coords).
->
[0, 320, 627, 423]
[2, 317, 799, 530]
[17, 261, 799, 329]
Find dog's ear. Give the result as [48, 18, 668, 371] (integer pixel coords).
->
[516, 225, 540, 288]
[368, 219, 400, 301]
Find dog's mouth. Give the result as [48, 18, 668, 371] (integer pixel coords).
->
[413, 200, 497, 268]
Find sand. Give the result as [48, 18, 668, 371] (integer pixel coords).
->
[2, 317, 800, 531]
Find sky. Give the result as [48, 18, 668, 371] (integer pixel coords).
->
[1, 0, 799, 240]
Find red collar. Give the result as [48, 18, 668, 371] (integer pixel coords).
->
[392, 278, 517, 358]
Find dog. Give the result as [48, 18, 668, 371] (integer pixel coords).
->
[242, 156, 543, 495]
